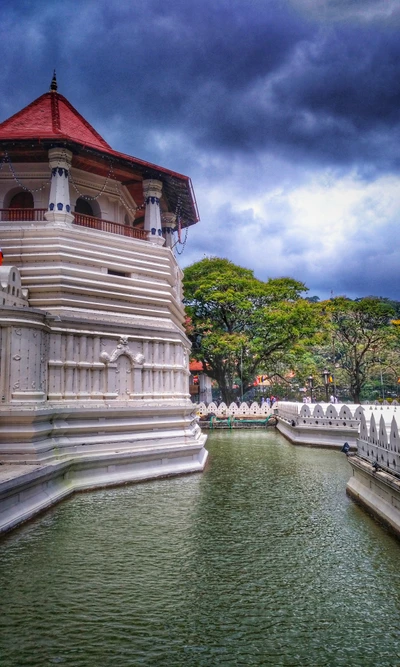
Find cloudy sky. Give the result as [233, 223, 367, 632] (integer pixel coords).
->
[1, 0, 400, 299]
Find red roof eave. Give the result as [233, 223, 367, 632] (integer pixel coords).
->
[0, 90, 200, 223]
[190, 360, 208, 372]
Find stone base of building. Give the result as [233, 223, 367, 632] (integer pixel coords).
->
[276, 418, 358, 449]
[0, 436, 208, 535]
[0, 401, 204, 462]
[346, 456, 400, 538]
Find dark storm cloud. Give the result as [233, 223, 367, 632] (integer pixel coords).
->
[1, 0, 400, 300]
[2, 0, 400, 173]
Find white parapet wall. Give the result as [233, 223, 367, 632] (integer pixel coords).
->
[196, 401, 399, 447]
[347, 409, 400, 537]
[196, 401, 273, 418]
[274, 401, 361, 449]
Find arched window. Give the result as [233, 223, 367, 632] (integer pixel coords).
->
[75, 198, 94, 216]
[7, 191, 34, 221]
[9, 191, 34, 209]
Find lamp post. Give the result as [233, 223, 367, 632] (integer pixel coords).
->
[308, 375, 313, 403]
[240, 346, 244, 403]
[322, 369, 329, 402]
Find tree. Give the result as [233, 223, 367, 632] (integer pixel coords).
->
[183, 257, 320, 404]
[328, 297, 396, 403]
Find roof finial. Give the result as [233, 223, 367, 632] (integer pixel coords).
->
[50, 70, 58, 92]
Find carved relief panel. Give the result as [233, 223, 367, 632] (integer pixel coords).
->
[100, 336, 145, 400]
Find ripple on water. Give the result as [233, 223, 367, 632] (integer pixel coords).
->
[1, 430, 400, 666]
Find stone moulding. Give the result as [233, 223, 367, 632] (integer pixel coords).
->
[99, 336, 145, 366]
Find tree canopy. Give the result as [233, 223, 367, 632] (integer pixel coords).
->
[183, 257, 320, 403]
[327, 297, 397, 403]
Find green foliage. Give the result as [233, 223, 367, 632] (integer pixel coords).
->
[326, 297, 396, 402]
[183, 257, 320, 403]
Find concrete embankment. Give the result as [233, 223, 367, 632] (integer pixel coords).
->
[0, 441, 207, 535]
[347, 456, 400, 538]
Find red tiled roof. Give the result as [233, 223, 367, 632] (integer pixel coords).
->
[0, 88, 200, 224]
[189, 360, 204, 372]
[0, 92, 111, 151]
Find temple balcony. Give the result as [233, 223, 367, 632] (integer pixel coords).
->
[0, 208, 148, 241]
[0, 208, 47, 222]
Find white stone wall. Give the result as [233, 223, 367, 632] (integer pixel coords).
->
[0, 218, 201, 467]
[0, 162, 137, 224]
[0, 224, 183, 323]
[356, 410, 400, 475]
[277, 401, 360, 430]
[0, 266, 29, 307]
[0, 162, 50, 210]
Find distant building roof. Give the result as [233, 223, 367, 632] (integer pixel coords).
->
[189, 360, 205, 372]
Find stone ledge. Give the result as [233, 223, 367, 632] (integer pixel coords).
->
[347, 457, 400, 538]
[0, 439, 208, 535]
[276, 417, 358, 449]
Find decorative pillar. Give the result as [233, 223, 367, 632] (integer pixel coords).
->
[161, 212, 176, 248]
[44, 148, 74, 226]
[143, 179, 165, 245]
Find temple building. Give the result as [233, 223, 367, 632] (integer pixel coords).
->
[0, 74, 207, 533]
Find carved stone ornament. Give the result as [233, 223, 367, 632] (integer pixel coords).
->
[100, 337, 145, 366]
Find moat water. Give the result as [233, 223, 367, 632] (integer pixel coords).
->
[1, 430, 400, 666]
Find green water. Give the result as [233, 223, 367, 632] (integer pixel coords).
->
[1, 430, 400, 666]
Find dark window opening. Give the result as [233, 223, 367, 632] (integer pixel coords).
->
[107, 269, 129, 278]
[75, 198, 94, 216]
[9, 191, 34, 209]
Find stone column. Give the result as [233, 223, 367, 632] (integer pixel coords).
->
[143, 179, 165, 245]
[44, 148, 74, 226]
[161, 212, 176, 249]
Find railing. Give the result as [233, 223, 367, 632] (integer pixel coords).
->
[0, 208, 148, 241]
[0, 208, 46, 222]
[73, 212, 147, 240]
